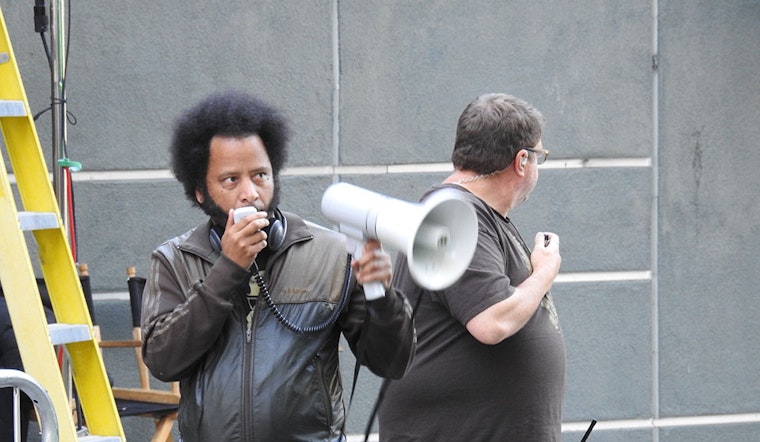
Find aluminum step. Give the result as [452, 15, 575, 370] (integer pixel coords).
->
[18, 211, 59, 231]
[78, 436, 123, 442]
[0, 99, 26, 117]
[48, 323, 92, 345]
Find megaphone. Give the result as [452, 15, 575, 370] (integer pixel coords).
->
[321, 182, 478, 300]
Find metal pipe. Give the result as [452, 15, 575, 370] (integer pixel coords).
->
[0, 369, 59, 442]
[49, 0, 69, 235]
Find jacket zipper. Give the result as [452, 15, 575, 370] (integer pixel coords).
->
[246, 304, 255, 343]
[242, 300, 256, 441]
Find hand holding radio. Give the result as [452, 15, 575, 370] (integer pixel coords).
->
[531, 231, 561, 278]
[222, 207, 270, 269]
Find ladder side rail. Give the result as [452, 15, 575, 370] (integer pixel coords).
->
[0, 369, 59, 442]
[0, 155, 79, 441]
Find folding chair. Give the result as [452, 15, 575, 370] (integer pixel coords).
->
[98, 266, 179, 442]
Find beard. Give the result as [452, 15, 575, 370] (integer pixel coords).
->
[198, 185, 281, 228]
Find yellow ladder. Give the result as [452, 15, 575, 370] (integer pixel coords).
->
[0, 6, 124, 441]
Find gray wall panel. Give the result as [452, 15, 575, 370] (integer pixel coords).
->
[558, 281, 652, 422]
[339, 1, 653, 165]
[6, 1, 335, 171]
[74, 179, 206, 288]
[657, 0, 760, 418]
[279, 174, 336, 225]
[660, 424, 760, 442]
[562, 428, 652, 442]
[337, 173, 446, 201]
[511, 168, 651, 273]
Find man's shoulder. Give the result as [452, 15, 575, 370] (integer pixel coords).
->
[158, 227, 196, 248]
[282, 212, 343, 242]
[305, 220, 345, 242]
[154, 222, 210, 256]
[280, 212, 347, 258]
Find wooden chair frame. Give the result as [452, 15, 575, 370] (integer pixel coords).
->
[96, 266, 179, 442]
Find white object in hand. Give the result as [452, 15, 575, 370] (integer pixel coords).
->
[233, 207, 259, 224]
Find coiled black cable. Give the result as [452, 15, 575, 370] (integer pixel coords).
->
[251, 255, 352, 334]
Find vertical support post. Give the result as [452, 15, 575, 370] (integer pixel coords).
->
[49, 0, 70, 236]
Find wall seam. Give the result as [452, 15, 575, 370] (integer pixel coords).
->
[56, 158, 653, 183]
[330, 0, 340, 183]
[650, 0, 661, 441]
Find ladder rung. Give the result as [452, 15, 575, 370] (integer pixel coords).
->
[78, 436, 123, 442]
[0, 99, 26, 117]
[18, 211, 60, 231]
[48, 324, 92, 345]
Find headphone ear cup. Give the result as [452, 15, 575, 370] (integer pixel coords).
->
[209, 228, 222, 253]
[265, 217, 286, 251]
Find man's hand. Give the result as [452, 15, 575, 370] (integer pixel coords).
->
[352, 240, 392, 289]
[530, 231, 561, 278]
[221, 208, 270, 269]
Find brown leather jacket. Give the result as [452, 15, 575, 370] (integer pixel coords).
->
[141, 213, 415, 442]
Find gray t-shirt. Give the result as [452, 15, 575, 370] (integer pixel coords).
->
[379, 184, 565, 442]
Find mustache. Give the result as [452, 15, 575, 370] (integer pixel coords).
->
[198, 189, 280, 225]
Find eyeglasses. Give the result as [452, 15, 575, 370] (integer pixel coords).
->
[524, 147, 550, 165]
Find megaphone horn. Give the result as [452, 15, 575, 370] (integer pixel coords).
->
[321, 183, 478, 299]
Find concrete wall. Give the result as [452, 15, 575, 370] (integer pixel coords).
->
[3, 1, 758, 440]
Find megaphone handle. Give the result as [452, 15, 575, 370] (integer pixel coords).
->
[347, 238, 387, 301]
[363, 281, 386, 301]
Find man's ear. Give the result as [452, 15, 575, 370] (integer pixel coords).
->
[514, 150, 528, 176]
[195, 188, 204, 204]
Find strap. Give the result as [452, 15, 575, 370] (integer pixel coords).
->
[348, 304, 372, 411]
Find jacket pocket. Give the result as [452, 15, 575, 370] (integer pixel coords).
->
[311, 353, 334, 428]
